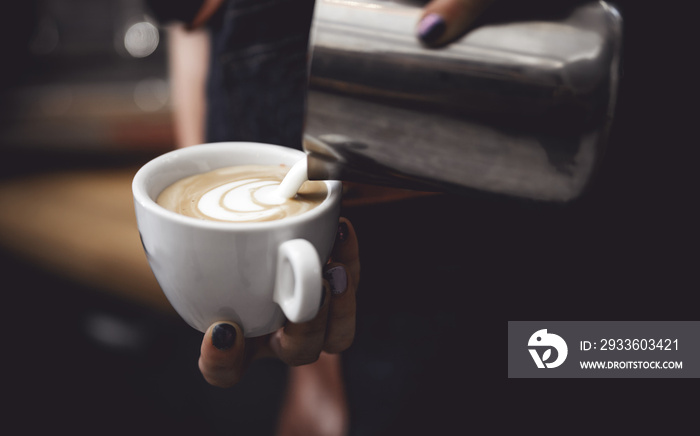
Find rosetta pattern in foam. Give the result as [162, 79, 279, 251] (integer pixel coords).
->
[156, 164, 327, 223]
[199, 179, 286, 222]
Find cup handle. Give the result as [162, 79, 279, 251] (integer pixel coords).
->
[273, 239, 322, 323]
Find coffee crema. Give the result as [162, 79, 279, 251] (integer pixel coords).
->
[157, 164, 327, 223]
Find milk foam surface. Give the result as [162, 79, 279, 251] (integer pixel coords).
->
[156, 164, 327, 223]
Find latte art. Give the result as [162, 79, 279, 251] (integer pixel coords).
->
[198, 179, 284, 221]
[157, 164, 327, 223]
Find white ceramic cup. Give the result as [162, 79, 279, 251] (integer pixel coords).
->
[132, 142, 342, 337]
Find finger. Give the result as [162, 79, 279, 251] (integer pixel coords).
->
[270, 283, 331, 366]
[323, 263, 356, 353]
[329, 218, 360, 286]
[199, 322, 246, 388]
[417, 0, 495, 47]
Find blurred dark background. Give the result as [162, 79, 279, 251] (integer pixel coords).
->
[1, 0, 695, 435]
[0, 0, 173, 172]
[1, 1, 288, 434]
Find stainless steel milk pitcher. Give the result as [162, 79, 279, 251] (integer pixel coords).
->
[304, 0, 623, 202]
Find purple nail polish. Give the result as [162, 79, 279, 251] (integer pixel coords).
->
[212, 323, 237, 350]
[418, 13, 446, 45]
[324, 266, 348, 295]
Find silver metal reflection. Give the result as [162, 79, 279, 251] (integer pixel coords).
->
[305, 0, 623, 202]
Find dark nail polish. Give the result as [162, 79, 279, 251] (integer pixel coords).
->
[418, 13, 446, 45]
[212, 323, 237, 350]
[324, 266, 348, 295]
[337, 221, 349, 244]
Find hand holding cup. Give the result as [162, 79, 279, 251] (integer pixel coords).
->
[133, 142, 359, 386]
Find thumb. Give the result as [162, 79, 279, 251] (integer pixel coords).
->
[199, 322, 246, 388]
[417, 0, 495, 47]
